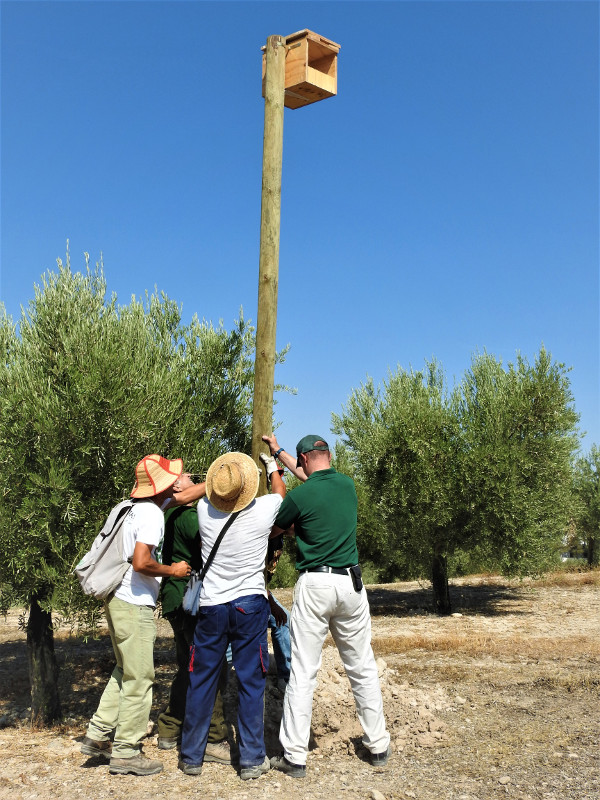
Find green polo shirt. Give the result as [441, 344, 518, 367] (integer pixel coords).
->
[159, 505, 202, 615]
[274, 467, 359, 571]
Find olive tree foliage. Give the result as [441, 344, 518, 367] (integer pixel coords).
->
[0, 257, 258, 618]
[572, 445, 600, 566]
[0, 255, 269, 721]
[333, 350, 580, 614]
[458, 349, 580, 577]
[332, 360, 464, 612]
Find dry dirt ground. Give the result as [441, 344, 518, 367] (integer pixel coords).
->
[0, 573, 598, 800]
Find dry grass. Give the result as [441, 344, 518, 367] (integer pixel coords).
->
[531, 672, 600, 691]
[372, 631, 600, 659]
[533, 567, 600, 588]
[0, 576, 599, 800]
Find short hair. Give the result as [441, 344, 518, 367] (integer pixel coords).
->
[304, 444, 330, 458]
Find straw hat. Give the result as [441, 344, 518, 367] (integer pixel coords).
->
[131, 454, 183, 498]
[205, 452, 260, 513]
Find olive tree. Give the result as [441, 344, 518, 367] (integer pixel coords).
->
[572, 445, 600, 566]
[333, 360, 465, 613]
[0, 255, 262, 723]
[459, 350, 580, 576]
[333, 350, 580, 614]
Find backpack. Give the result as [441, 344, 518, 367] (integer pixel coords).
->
[74, 500, 137, 599]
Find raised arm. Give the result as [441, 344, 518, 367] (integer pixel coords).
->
[259, 453, 286, 499]
[171, 481, 207, 506]
[262, 434, 307, 482]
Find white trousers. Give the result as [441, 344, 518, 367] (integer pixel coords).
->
[280, 571, 390, 765]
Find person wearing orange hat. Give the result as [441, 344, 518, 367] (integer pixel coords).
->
[81, 455, 191, 777]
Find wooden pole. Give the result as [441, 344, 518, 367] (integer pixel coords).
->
[251, 34, 286, 495]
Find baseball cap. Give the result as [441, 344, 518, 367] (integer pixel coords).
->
[296, 435, 330, 467]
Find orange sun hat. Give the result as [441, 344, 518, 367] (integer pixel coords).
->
[131, 454, 183, 498]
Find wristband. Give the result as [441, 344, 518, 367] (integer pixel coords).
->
[274, 448, 284, 459]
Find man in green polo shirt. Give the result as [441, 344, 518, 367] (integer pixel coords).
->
[262, 434, 391, 778]
[156, 472, 230, 764]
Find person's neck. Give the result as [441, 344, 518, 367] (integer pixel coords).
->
[151, 489, 172, 507]
[306, 463, 331, 477]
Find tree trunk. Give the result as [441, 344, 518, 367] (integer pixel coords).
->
[27, 596, 62, 724]
[431, 552, 452, 615]
[588, 536, 598, 567]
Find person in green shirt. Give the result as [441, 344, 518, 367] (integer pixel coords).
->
[262, 434, 391, 778]
[156, 472, 230, 764]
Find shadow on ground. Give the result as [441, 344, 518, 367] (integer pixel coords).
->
[367, 580, 527, 617]
[0, 580, 527, 722]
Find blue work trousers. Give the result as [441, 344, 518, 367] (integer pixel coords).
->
[181, 594, 269, 769]
[268, 594, 291, 682]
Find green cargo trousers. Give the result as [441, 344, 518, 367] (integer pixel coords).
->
[86, 595, 156, 758]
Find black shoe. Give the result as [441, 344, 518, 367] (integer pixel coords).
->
[269, 754, 306, 778]
[240, 756, 270, 780]
[370, 745, 392, 767]
[80, 735, 112, 759]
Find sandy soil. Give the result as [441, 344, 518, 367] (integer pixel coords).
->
[0, 573, 598, 800]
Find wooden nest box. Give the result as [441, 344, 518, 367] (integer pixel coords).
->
[262, 30, 340, 109]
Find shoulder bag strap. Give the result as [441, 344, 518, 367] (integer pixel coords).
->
[198, 510, 240, 582]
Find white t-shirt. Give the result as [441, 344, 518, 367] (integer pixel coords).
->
[196, 494, 283, 606]
[113, 500, 165, 607]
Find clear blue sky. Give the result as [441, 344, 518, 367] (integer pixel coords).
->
[1, 0, 598, 459]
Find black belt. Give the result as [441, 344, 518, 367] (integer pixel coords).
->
[301, 566, 350, 575]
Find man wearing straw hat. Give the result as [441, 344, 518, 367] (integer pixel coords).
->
[81, 454, 192, 777]
[156, 471, 231, 764]
[262, 434, 391, 778]
[174, 451, 285, 780]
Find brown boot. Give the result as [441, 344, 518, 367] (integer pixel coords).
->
[109, 754, 163, 776]
[80, 736, 112, 759]
[204, 740, 231, 764]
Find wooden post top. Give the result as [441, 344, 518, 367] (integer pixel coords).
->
[260, 29, 341, 53]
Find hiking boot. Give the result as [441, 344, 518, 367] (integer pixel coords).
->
[109, 754, 163, 776]
[178, 758, 203, 776]
[204, 740, 231, 764]
[80, 735, 112, 759]
[240, 756, 270, 780]
[269, 754, 306, 778]
[370, 744, 392, 767]
[157, 736, 179, 750]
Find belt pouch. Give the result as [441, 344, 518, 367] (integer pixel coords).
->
[349, 564, 363, 592]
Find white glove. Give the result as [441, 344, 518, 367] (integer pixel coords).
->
[259, 452, 278, 478]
